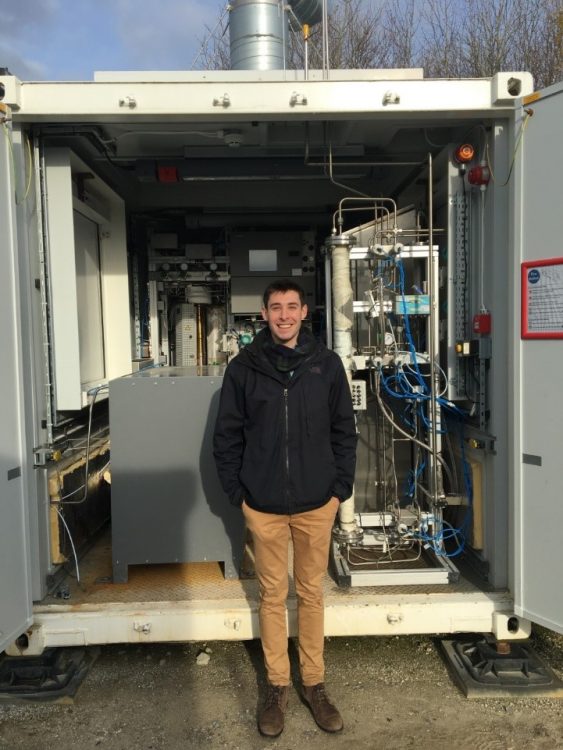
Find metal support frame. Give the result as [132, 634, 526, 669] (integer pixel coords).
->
[35, 138, 56, 442]
[131, 253, 142, 359]
[479, 357, 487, 430]
[332, 539, 459, 587]
[337, 235, 457, 587]
[454, 194, 468, 342]
[452, 193, 469, 400]
[6, 589, 531, 656]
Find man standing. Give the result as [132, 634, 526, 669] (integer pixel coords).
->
[213, 280, 357, 737]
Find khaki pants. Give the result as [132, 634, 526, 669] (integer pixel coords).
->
[242, 497, 340, 687]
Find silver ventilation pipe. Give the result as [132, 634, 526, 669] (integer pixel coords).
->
[229, 0, 322, 71]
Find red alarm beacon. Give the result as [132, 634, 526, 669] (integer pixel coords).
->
[468, 162, 491, 188]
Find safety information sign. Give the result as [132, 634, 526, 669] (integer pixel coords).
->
[521, 257, 563, 339]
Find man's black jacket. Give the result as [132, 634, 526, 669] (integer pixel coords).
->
[213, 328, 357, 514]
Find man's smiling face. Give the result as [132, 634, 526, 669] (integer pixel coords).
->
[262, 290, 308, 348]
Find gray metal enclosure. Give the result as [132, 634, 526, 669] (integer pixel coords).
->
[109, 367, 245, 583]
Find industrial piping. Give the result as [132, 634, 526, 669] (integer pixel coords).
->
[229, 0, 322, 70]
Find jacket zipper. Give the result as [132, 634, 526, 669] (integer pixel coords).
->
[284, 387, 290, 513]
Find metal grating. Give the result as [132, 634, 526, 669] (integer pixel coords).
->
[40, 529, 481, 609]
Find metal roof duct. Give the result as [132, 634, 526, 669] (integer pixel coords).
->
[229, 0, 322, 70]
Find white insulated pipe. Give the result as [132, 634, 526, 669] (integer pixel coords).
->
[331, 245, 356, 529]
[332, 245, 354, 368]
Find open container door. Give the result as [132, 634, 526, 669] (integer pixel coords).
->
[511, 81, 563, 634]
[0, 117, 34, 652]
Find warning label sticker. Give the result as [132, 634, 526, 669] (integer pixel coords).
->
[527, 264, 563, 333]
[523, 260, 563, 337]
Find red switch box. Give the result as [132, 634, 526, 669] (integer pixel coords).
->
[473, 312, 491, 335]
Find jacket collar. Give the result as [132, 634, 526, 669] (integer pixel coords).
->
[236, 327, 326, 385]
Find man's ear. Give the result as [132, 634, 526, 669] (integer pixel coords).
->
[261, 306, 268, 321]
[301, 304, 308, 320]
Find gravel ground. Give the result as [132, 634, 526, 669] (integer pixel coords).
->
[0, 628, 562, 750]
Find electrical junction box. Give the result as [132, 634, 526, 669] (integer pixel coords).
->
[395, 294, 430, 315]
[351, 380, 367, 410]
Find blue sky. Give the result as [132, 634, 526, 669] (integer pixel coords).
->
[0, 0, 225, 80]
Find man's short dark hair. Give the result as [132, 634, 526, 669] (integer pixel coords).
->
[263, 280, 306, 308]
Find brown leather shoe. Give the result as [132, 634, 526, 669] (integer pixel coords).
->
[302, 683, 343, 733]
[258, 684, 289, 737]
